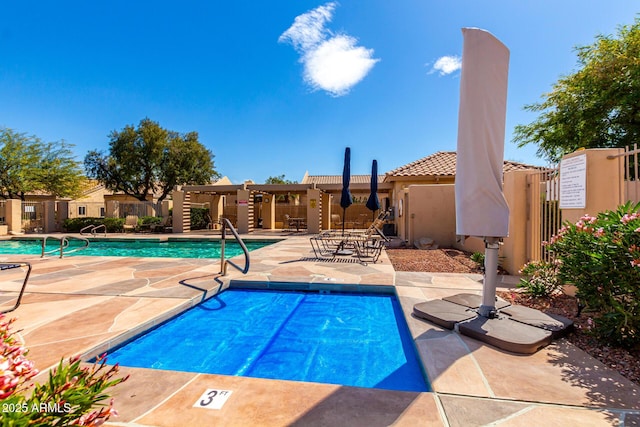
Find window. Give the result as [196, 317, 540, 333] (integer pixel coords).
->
[78, 206, 86, 216]
[100, 207, 105, 218]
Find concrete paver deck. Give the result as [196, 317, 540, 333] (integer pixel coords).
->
[1, 233, 639, 426]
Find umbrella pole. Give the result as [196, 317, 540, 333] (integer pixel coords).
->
[342, 207, 346, 236]
[478, 237, 500, 318]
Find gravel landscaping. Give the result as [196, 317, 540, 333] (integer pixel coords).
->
[386, 247, 640, 388]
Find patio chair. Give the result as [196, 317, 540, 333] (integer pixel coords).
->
[352, 237, 386, 264]
[331, 214, 343, 229]
[123, 215, 139, 233]
[151, 216, 172, 233]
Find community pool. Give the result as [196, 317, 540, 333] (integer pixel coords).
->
[106, 288, 430, 392]
[0, 238, 276, 259]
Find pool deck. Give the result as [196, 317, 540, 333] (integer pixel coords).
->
[1, 232, 639, 426]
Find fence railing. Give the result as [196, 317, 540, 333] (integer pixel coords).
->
[622, 144, 640, 203]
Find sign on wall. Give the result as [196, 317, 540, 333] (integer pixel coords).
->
[559, 154, 587, 209]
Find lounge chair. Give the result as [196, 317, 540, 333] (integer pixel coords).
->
[151, 216, 172, 233]
[123, 215, 139, 233]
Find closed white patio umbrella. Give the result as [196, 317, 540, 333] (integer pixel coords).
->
[455, 27, 510, 318]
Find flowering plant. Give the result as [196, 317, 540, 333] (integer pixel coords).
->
[0, 314, 127, 426]
[517, 259, 562, 297]
[546, 202, 640, 348]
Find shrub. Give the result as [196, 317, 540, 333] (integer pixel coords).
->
[190, 208, 210, 230]
[517, 260, 562, 297]
[102, 217, 125, 233]
[546, 202, 640, 348]
[470, 252, 485, 271]
[140, 216, 161, 226]
[0, 314, 127, 426]
[63, 217, 125, 233]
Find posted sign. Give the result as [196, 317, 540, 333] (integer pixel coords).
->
[559, 154, 587, 209]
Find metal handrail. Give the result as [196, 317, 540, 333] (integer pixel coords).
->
[41, 235, 90, 258]
[80, 224, 94, 235]
[1, 262, 32, 314]
[80, 224, 107, 237]
[219, 218, 250, 276]
[91, 224, 106, 236]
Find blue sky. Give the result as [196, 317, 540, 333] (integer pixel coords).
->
[1, 2, 637, 184]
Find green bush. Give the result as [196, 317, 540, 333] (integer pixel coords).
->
[517, 260, 562, 297]
[102, 217, 125, 232]
[546, 201, 640, 348]
[470, 252, 485, 271]
[63, 217, 125, 233]
[140, 216, 161, 226]
[190, 208, 210, 230]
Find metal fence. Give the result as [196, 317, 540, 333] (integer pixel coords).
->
[112, 201, 161, 218]
[21, 201, 43, 233]
[526, 166, 562, 263]
[623, 144, 640, 203]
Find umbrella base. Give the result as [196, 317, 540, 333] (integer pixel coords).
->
[413, 293, 573, 354]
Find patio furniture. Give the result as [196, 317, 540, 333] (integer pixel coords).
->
[151, 216, 173, 233]
[310, 231, 386, 265]
[284, 214, 305, 232]
[123, 215, 139, 233]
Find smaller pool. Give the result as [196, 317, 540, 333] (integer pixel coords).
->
[106, 288, 429, 392]
[0, 238, 275, 259]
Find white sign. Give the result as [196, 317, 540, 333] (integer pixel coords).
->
[559, 154, 587, 209]
[193, 389, 233, 410]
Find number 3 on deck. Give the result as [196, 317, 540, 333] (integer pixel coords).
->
[193, 388, 233, 410]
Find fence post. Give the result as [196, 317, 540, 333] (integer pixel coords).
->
[6, 199, 22, 234]
[502, 170, 529, 274]
[43, 201, 57, 233]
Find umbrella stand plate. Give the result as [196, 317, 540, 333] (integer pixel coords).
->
[334, 249, 353, 256]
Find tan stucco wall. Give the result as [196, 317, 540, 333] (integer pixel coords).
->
[407, 184, 456, 247]
[560, 148, 625, 224]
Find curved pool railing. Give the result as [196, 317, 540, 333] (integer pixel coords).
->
[80, 224, 107, 237]
[41, 235, 91, 258]
[220, 218, 250, 276]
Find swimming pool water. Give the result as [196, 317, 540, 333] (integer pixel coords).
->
[106, 289, 429, 392]
[0, 238, 273, 259]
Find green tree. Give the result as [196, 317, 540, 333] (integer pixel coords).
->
[513, 18, 640, 163]
[265, 174, 297, 184]
[84, 118, 219, 202]
[0, 128, 84, 200]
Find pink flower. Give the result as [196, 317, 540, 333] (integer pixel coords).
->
[631, 259, 640, 267]
[621, 212, 640, 224]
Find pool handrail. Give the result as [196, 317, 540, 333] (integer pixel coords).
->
[220, 218, 250, 276]
[0, 262, 32, 314]
[80, 224, 107, 237]
[41, 235, 90, 258]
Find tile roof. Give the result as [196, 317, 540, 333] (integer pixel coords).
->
[301, 175, 386, 185]
[385, 151, 539, 177]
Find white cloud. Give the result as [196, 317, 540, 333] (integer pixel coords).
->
[279, 2, 379, 97]
[430, 55, 462, 76]
[303, 35, 378, 97]
[278, 2, 335, 51]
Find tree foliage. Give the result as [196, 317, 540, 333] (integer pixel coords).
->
[513, 18, 640, 163]
[0, 128, 84, 200]
[84, 118, 219, 202]
[264, 174, 297, 184]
